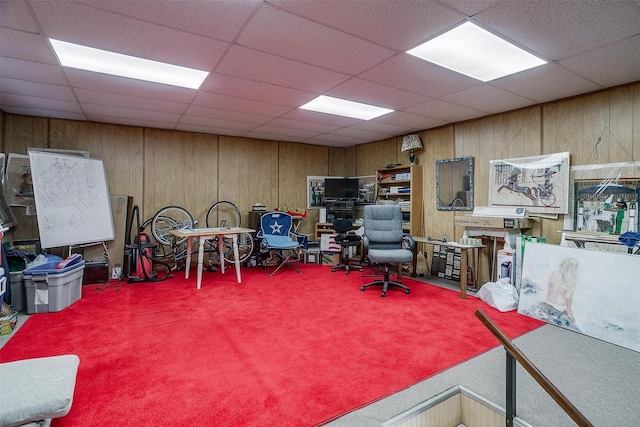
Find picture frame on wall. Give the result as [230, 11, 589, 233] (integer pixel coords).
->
[307, 176, 339, 209]
[350, 175, 376, 204]
[488, 152, 570, 215]
[567, 161, 640, 234]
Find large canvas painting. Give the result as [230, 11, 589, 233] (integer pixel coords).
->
[518, 242, 640, 352]
[489, 152, 570, 215]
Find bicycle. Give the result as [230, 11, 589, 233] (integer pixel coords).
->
[147, 205, 199, 271]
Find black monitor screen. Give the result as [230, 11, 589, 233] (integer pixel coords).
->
[324, 178, 359, 200]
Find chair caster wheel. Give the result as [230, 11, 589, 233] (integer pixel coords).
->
[331, 267, 336, 272]
[381, 291, 386, 297]
[360, 286, 365, 291]
[344, 271, 349, 275]
[358, 267, 363, 272]
[404, 289, 410, 294]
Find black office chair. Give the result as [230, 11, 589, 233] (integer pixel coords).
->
[360, 205, 415, 297]
[331, 218, 363, 274]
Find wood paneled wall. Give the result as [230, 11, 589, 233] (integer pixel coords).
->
[2, 82, 639, 274]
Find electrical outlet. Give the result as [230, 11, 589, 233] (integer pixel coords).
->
[112, 267, 122, 279]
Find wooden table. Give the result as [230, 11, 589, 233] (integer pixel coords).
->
[169, 227, 255, 289]
[412, 237, 485, 299]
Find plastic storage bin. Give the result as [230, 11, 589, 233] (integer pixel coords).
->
[9, 271, 25, 312]
[24, 255, 85, 314]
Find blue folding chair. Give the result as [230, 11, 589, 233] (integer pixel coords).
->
[257, 212, 305, 276]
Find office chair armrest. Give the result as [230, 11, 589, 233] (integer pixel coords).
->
[402, 234, 415, 252]
[362, 234, 370, 255]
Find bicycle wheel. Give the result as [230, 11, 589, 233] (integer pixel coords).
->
[151, 206, 195, 246]
[206, 201, 241, 228]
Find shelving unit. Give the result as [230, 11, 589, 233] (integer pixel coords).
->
[325, 199, 355, 222]
[375, 165, 423, 236]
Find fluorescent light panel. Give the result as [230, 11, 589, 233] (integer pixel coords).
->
[300, 95, 393, 120]
[407, 22, 546, 82]
[49, 39, 208, 89]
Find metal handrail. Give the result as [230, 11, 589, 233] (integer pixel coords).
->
[474, 309, 593, 427]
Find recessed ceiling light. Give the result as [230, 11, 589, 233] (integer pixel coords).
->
[406, 22, 546, 82]
[49, 39, 209, 89]
[300, 95, 393, 120]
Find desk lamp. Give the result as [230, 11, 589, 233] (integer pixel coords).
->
[401, 134, 423, 165]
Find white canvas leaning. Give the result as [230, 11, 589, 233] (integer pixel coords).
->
[518, 242, 640, 353]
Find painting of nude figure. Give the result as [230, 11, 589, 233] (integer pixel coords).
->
[489, 152, 570, 215]
[518, 242, 640, 352]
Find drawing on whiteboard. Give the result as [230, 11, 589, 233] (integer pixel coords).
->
[29, 150, 114, 248]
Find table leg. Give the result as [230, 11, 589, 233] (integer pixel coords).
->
[219, 237, 225, 275]
[232, 234, 241, 283]
[459, 249, 468, 299]
[184, 236, 192, 279]
[196, 238, 205, 290]
[411, 243, 418, 277]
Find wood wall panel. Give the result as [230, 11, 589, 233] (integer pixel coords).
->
[355, 137, 398, 177]
[2, 82, 639, 259]
[327, 147, 345, 177]
[581, 91, 611, 165]
[609, 85, 635, 162]
[277, 141, 329, 235]
[49, 120, 145, 204]
[219, 136, 276, 227]
[3, 115, 50, 240]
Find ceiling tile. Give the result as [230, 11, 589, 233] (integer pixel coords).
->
[558, 35, 640, 89]
[441, 84, 536, 114]
[326, 78, 431, 110]
[238, 5, 395, 74]
[75, 88, 188, 114]
[1, 78, 76, 101]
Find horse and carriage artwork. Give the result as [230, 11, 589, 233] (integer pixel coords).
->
[489, 152, 570, 215]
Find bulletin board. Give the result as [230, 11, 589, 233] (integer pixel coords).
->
[28, 150, 114, 248]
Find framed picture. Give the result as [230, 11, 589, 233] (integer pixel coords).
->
[567, 161, 640, 234]
[489, 152, 570, 215]
[307, 176, 339, 209]
[351, 175, 376, 204]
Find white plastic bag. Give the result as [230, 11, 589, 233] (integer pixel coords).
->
[475, 277, 519, 312]
[26, 254, 49, 269]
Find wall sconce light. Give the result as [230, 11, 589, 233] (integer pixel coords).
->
[401, 134, 423, 165]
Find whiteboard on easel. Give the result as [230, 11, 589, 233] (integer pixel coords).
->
[28, 150, 115, 249]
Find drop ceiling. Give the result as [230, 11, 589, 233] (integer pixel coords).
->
[1, 0, 639, 148]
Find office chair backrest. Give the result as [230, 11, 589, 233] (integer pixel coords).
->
[332, 218, 353, 234]
[364, 205, 404, 249]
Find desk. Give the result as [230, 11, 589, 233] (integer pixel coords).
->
[563, 231, 639, 254]
[315, 222, 362, 238]
[413, 237, 485, 299]
[169, 227, 255, 289]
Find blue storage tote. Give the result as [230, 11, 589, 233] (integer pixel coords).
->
[24, 255, 85, 314]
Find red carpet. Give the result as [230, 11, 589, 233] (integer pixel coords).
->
[1, 264, 542, 426]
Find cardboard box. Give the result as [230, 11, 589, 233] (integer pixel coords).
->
[320, 234, 340, 252]
[321, 252, 340, 266]
[84, 195, 133, 278]
[516, 236, 547, 291]
[497, 249, 516, 285]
